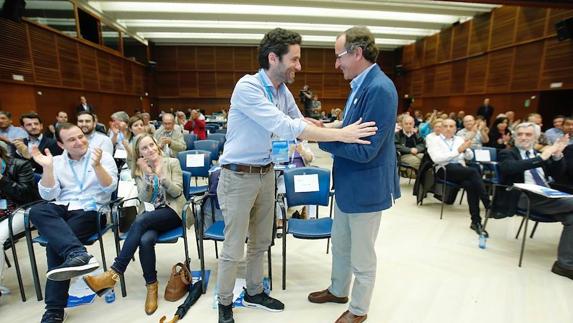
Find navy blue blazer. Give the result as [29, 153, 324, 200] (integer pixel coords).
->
[319, 65, 400, 213]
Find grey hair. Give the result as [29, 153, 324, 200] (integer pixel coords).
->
[111, 111, 129, 123]
[515, 122, 540, 139]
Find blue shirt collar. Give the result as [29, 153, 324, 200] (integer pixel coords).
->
[258, 68, 284, 95]
[350, 63, 377, 92]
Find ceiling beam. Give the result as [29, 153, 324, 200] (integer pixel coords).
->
[436, 0, 573, 9]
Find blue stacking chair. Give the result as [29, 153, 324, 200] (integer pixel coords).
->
[279, 167, 334, 290]
[24, 198, 119, 301]
[112, 171, 196, 296]
[177, 150, 212, 196]
[215, 128, 227, 134]
[207, 133, 226, 152]
[194, 140, 220, 162]
[205, 124, 220, 134]
[183, 133, 197, 150]
[433, 165, 463, 220]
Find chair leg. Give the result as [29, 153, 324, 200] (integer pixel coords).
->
[4, 251, 11, 268]
[183, 227, 190, 270]
[529, 221, 539, 239]
[282, 225, 287, 290]
[326, 238, 330, 254]
[199, 236, 206, 294]
[98, 235, 107, 271]
[8, 239, 26, 301]
[519, 217, 530, 267]
[26, 234, 43, 301]
[214, 241, 219, 259]
[515, 217, 526, 239]
[113, 226, 127, 297]
[440, 184, 445, 220]
[459, 190, 465, 205]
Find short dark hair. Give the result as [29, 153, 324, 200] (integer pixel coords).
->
[553, 115, 565, 120]
[77, 111, 95, 122]
[0, 111, 12, 118]
[20, 112, 43, 125]
[258, 28, 302, 70]
[339, 26, 379, 63]
[55, 122, 79, 143]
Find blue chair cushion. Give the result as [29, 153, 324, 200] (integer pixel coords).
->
[287, 218, 332, 239]
[34, 224, 112, 246]
[204, 221, 225, 241]
[189, 185, 208, 195]
[157, 227, 184, 243]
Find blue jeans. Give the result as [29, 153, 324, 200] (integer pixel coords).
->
[29, 203, 104, 311]
[111, 207, 181, 284]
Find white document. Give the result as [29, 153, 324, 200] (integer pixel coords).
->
[513, 183, 573, 199]
[113, 149, 128, 159]
[293, 174, 319, 193]
[474, 149, 491, 162]
[186, 154, 204, 167]
[117, 180, 135, 198]
[143, 202, 156, 212]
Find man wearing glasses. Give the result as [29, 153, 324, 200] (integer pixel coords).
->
[306, 26, 400, 323]
[216, 27, 379, 323]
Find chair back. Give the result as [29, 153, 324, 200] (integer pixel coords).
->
[177, 150, 212, 178]
[183, 133, 197, 150]
[205, 124, 219, 134]
[33, 173, 42, 184]
[182, 171, 192, 200]
[283, 167, 330, 207]
[207, 133, 226, 151]
[194, 140, 220, 161]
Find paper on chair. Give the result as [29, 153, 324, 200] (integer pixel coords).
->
[474, 149, 491, 162]
[294, 174, 319, 193]
[113, 149, 128, 159]
[513, 183, 573, 198]
[117, 180, 135, 198]
[186, 154, 204, 167]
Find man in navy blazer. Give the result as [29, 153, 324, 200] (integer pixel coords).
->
[307, 27, 400, 323]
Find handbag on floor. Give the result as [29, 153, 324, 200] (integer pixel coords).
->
[164, 262, 191, 302]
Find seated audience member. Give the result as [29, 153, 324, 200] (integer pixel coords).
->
[154, 113, 186, 158]
[497, 122, 572, 280]
[424, 117, 444, 144]
[29, 123, 117, 322]
[563, 116, 573, 145]
[13, 112, 63, 173]
[0, 145, 41, 295]
[527, 113, 548, 151]
[77, 111, 113, 155]
[46, 111, 68, 139]
[395, 115, 425, 171]
[419, 111, 437, 139]
[122, 115, 146, 166]
[108, 111, 130, 153]
[175, 111, 187, 128]
[545, 115, 566, 145]
[84, 134, 186, 315]
[93, 114, 107, 134]
[427, 119, 491, 236]
[184, 109, 207, 140]
[140, 112, 156, 134]
[486, 117, 512, 151]
[456, 115, 490, 149]
[455, 110, 466, 130]
[413, 110, 424, 127]
[0, 111, 27, 155]
[504, 110, 519, 131]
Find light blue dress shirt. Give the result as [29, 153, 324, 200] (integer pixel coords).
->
[219, 69, 306, 166]
[0, 125, 27, 141]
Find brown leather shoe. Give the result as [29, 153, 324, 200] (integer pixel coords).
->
[145, 281, 159, 315]
[83, 269, 119, 296]
[308, 289, 348, 304]
[335, 310, 367, 323]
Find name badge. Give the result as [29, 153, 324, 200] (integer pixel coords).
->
[474, 149, 491, 162]
[271, 140, 289, 164]
[0, 199, 7, 210]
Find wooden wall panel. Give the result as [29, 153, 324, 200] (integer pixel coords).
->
[216, 72, 234, 98]
[215, 47, 234, 71]
[435, 64, 451, 96]
[197, 72, 216, 97]
[401, 44, 415, 69]
[57, 37, 82, 88]
[196, 47, 215, 70]
[424, 35, 438, 65]
[411, 70, 424, 97]
[490, 6, 517, 50]
[511, 42, 544, 91]
[545, 9, 573, 36]
[304, 48, 325, 73]
[97, 52, 113, 91]
[540, 38, 573, 89]
[452, 22, 470, 59]
[79, 46, 99, 90]
[0, 19, 34, 83]
[110, 57, 125, 92]
[177, 47, 196, 70]
[450, 61, 467, 94]
[486, 48, 514, 93]
[29, 25, 61, 86]
[234, 47, 255, 71]
[437, 28, 453, 62]
[0, 83, 36, 117]
[466, 56, 487, 93]
[155, 46, 177, 70]
[516, 7, 547, 42]
[156, 72, 179, 97]
[179, 72, 198, 97]
[469, 13, 491, 55]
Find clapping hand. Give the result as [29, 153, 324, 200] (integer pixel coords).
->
[137, 157, 154, 175]
[12, 139, 31, 159]
[91, 148, 103, 167]
[31, 147, 53, 168]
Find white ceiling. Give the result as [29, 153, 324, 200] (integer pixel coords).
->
[29, 0, 501, 49]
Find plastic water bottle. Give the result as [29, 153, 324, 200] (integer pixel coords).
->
[479, 232, 487, 249]
[104, 289, 115, 303]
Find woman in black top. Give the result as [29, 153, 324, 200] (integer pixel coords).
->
[486, 117, 512, 151]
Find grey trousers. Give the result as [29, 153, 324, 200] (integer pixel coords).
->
[328, 201, 382, 316]
[216, 167, 275, 306]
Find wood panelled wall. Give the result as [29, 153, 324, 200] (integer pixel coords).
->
[399, 6, 573, 119]
[151, 46, 398, 114]
[0, 18, 148, 123]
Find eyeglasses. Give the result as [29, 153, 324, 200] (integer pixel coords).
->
[335, 50, 349, 60]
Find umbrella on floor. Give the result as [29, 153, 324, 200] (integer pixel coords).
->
[159, 281, 203, 323]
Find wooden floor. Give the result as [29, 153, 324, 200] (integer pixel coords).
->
[1, 144, 572, 323]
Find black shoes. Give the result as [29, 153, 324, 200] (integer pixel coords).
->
[46, 253, 99, 281]
[218, 303, 234, 323]
[470, 222, 489, 238]
[40, 310, 67, 323]
[551, 261, 573, 280]
[242, 287, 285, 312]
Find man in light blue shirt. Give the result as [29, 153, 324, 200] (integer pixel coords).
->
[0, 111, 27, 155]
[217, 28, 378, 323]
[29, 123, 117, 323]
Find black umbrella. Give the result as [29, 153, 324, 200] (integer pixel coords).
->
[159, 281, 203, 323]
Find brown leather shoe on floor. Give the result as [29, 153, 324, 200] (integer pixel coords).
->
[551, 261, 573, 280]
[308, 289, 348, 304]
[145, 281, 159, 315]
[335, 310, 367, 323]
[83, 269, 119, 296]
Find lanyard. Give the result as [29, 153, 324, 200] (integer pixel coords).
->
[0, 160, 5, 175]
[150, 175, 160, 202]
[258, 72, 276, 105]
[441, 137, 455, 151]
[68, 152, 91, 191]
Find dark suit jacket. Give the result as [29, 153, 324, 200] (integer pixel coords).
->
[495, 147, 565, 216]
[76, 103, 95, 114]
[22, 136, 63, 173]
[319, 65, 400, 213]
[476, 104, 494, 124]
[395, 130, 425, 155]
[0, 158, 41, 205]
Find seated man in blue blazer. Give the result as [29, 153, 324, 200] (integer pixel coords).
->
[497, 122, 572, 280]
[307, 26, 400, 323]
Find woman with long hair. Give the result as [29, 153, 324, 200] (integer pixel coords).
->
[486, 117, 512, 150]
[83, 134, 187, 315]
